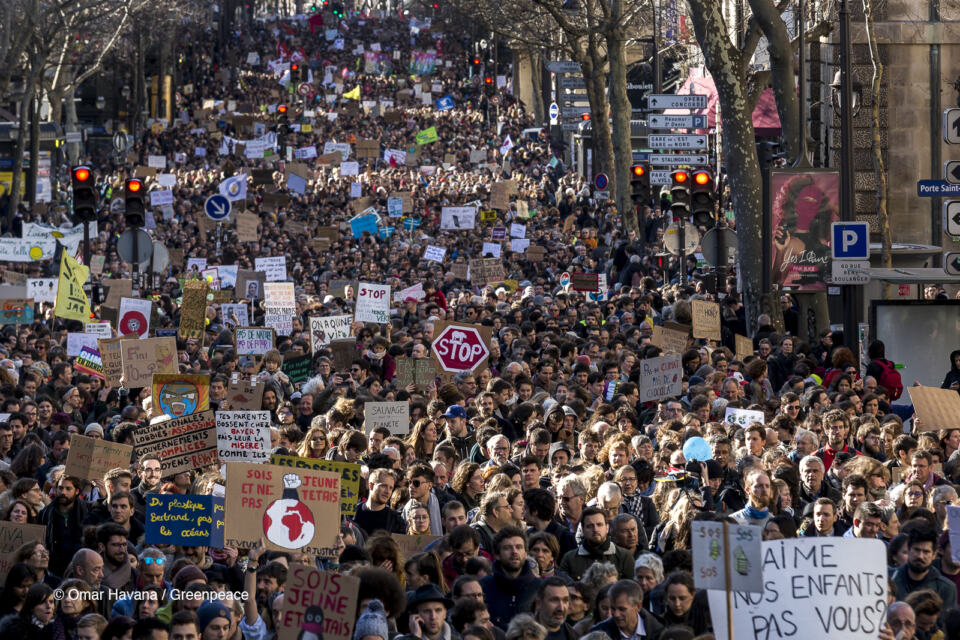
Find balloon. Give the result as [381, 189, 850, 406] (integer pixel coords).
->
[682, 436, 712, 462]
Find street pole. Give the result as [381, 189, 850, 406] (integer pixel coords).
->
[839, 0, 858, 361]
[82, 221, 90, 267]
[652, 0, 661, 95]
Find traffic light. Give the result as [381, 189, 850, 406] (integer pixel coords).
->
[124, 178, 145, 228]
[471, 56, 481, 67]
[277, 104, 288, 117]
[630, 164, 650, 207]
[690, 169, 716, 227]
[670, 170, 691, 221]
[71, 166, 98, 223]
[484, 75, 493, 85]
[290, 63, 301, 85]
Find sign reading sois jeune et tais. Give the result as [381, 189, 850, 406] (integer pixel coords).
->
[277, 566, 360, 640]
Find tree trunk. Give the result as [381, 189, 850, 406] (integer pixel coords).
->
[863, 0, 891, 288]
[27, 92, 39, 207]
[8, 62, 38, 223]
[687, 0, 765, 334]
[577, 52, 616, 191]
[527, 50, 545, 124]
[605, 18, 639, 236]
[64, 86, 80, 166]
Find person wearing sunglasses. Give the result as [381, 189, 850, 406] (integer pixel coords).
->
[405, 464, 443, 536]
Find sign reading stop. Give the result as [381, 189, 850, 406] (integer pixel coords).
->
[432, 325, 490, 373]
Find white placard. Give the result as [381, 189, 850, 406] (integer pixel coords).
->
[150, 190, 174, 206]
[26, 278, 57, 304]
[510, 238, 530, 253]
[84, 322, 112, 338]
[186, 258, 207, 273]
[638, 354, 683, 403]
[340, 161, 359, 176]
[387, 197, 403, 217]
[355, 283, 390, 324]
[481, 242, 501, 258]
[118, 297, 152, 337]
[157, 174, 177, 187]
[264, 282, 296, 314]
[216, 411, 270, 464]
[440, 206, 476, 230]
[220, 303, 249, 327]
[510, 223, 526, 239]
[147, 155, 166, 169]
[323, 142, 351, 161]
[691, 521, 763, 593]
[393, 283, 425, 303]
[423, 246, 446, 262]
[66, 333, 100, 357]
[350, 182, 362, 198]
[724, 407, 766, 428]
[254, 256, 287, 282]
[309, 315, 352, 354]
[364, 401, 411, 435]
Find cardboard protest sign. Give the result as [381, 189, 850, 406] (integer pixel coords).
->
[217, 411, 271, 464]
[908, 386, 960, 431]
[237, 269, 266, 300]
[102, 278, 133, 309]
[270, 454, 361, 517]
[276, 566, 360, 640]
[394, 357, 435, 391]
[282, 353, 312, 385]
[235, 327, 275, 355]
[224, 461, 341, 557]
[735, 334, 754, 361]
[179, 280, 209, 339]
[120, 337, 178, 388]
[651, 325, 689, 354]
[572, 273, 599, 292]
[310, 315, 351, 354]
[356, 139, 380, 158]
[225, 377, 264, 410]
[638, 355, 683, 403]
[364, 401, 411, 435]
[0, 522, 45, 579]
[708, 537, 887, 640]
[355, 283, 390, 323]
[145, 494, 225, 547]
[329, 338, 358, 371]
[64, 434, 134, 482]
[691, 299, 722, 340]
[98, 337, 128, 387]
[236, 212, 260, 242]
[132, 410, 218, 475]
[152, 373, 210, 419]
[724, 407, 766, 427]
[391, 533, 442, 560]
[525, 245, 547, 262]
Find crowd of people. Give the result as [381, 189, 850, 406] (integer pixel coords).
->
[0, 5, 958, 640]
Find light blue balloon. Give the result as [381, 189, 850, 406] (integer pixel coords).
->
[682, 436, 712, 462]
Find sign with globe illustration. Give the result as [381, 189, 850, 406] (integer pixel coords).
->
[225, 462, 341, 557]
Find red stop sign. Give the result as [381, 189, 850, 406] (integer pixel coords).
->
[432, 325, 489, 373]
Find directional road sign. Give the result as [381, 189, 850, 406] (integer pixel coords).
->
[945, 253, 960, 276]
[561, 105, 591, 118]
[944, 161, 960, 185]
[113, 131, 128, 153]
[650, 170, 673, 185]
[561, 123, 582, 132]
[944, 201, 960, 236]
[944, 108, 960, 144]
[205, 194, 232, 221]
[831, 221, 870, 260]
[648, 114, 708, 129]
[917, 180, 960, 197]
[559, 76, 587, 90]
[648, 154, 709, 166]
[546, 60, 581, 73]
[549, 102, 559, 124]
[649, 134, 708, 150]
[647, 94, 708, 110]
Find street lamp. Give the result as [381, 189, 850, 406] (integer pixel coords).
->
[830, 69, 862, 117]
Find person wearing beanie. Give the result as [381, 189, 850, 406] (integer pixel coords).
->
[354, 599, 389, 640]
[84, 423, 104, 438]
[197, 601, 231, 638]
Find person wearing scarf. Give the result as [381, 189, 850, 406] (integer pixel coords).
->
[730, 468, 773, 528]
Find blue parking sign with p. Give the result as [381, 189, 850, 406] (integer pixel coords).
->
[831, 221, 870, 260]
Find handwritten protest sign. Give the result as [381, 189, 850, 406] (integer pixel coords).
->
[225, 377, 264, 410]
[355, 283, 390, 323]
[394, 357, 435, 391]
[692, 299, 722, 340]
[638, 354, 683, 403]
[310, 315, 351, 354]
[708, 538, 887, 640]
[98, 337, 127, 386]
[152, 373, 209, 419]
[652, 325, 689, 354]
[235, 327, 275, 355]
[440, 206, 476, 230]
[277, 566, 360, 640]
[364, 401, 410, 435]
[255, 256, 287, 281]
[908, 386, 960, 431]
[66, 332, 99, 357]
[64, 434, 134, 482]
[691, 521, 763, 593]
[724, 407, 765, 428]
[179, 280, 209, 339]
[282, 353, 312, 384]
[224, 461, 341, 557]
[132, 410, 218, 475]
[145, 494, 225, 547]
[270, 454, 361, 516]
[217, 411, 270, 464]
[120, 337, 178, 388]
[0, 522, 45, 579]
[391, 533, 441, 560]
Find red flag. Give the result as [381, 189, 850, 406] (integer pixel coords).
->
[308, 13, 324, 33]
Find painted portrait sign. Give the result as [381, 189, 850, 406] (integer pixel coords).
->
[151, 373, 210, 419]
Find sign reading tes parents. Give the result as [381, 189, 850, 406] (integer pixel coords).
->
[216, 411, 271, 463]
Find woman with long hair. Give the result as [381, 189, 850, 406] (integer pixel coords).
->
[48, 578, 94, 640]
[897, 480, 928, 522]
[365, 535, 405, 589]
[4, 499, 36, 524]
[403, 551, 447, 592]
[0, 564, 35, 617]
[296, 425, 329, 459]
[528, 532, 562, 579]
[406, 418, 439, 462]
[10, 445, 45, 481]
[451, 462, 484, 512]
[652, 489, 703, 553]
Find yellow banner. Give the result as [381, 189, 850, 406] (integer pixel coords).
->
[54, 252, 91, 321]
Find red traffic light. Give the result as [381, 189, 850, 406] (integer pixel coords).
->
[126, 178, 143, 193]
[291, 63, 299, 71]
[581, 113, 590, 120]
[473, 57, 481, 65]
[73, 167, 91, 182]
[278, 105, 288, 114]
[673, 170, 689, 183]
[632, 165, 646, 177]
[693, 170, 711, 185]
[484, 76, 493, 84]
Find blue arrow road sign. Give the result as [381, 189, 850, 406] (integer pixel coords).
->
[917, 180, 960, 197]
[204, 194, 231, 221]
[831, 221, 870, 260]
[549, 103, 559, 120]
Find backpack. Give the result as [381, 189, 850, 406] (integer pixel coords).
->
[875, 359, 903, 400]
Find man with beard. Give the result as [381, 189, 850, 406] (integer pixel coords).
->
[834, 474, 869, 535]
[534, 578, 577, 640]
[255, 562, 287, 622]
[131, 454, 164, 520]
[353, 468, 406, 536]
[84, 467, 134, 526]
[38, 475, 89, 576]
[558, 507, 635, 580]
[98, 522, 138, 591]
[730, 469, 773, 528]
[479, 526, 541, 630]
[814, 409, 861, 472]
[892, 522, 957, 607]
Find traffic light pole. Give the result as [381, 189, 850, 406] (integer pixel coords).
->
[679, 219, 686, 285]
[839, 0, 858, 361]
[82, 222, 91, 267]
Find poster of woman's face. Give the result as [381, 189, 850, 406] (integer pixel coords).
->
[770, 170, 841, 291]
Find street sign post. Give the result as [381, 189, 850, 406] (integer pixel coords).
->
[548, 102, 559, 124]
[646, 94, 708, 110]
[831, 260, 871, 284]
[546, 60, 581, 73]
[918, 180, 960, 196]
[648, 134, 708, 150]
[204, 194, 232, 221]
[594, 173, 608, 190]
[117, 229, 152, 266]
[943, 108, 960, 144]
[561, 105, 591, 118]
[945, 253, 960, 275]
[648, 114, 708, 129]
[648, 154, 709, 166]
[650, 170, 673, 185]
[831, 221, 870, 259]
[944, 201, 960, 236]
[700, 227, 738, 267]
[944, 161, 960, 185]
